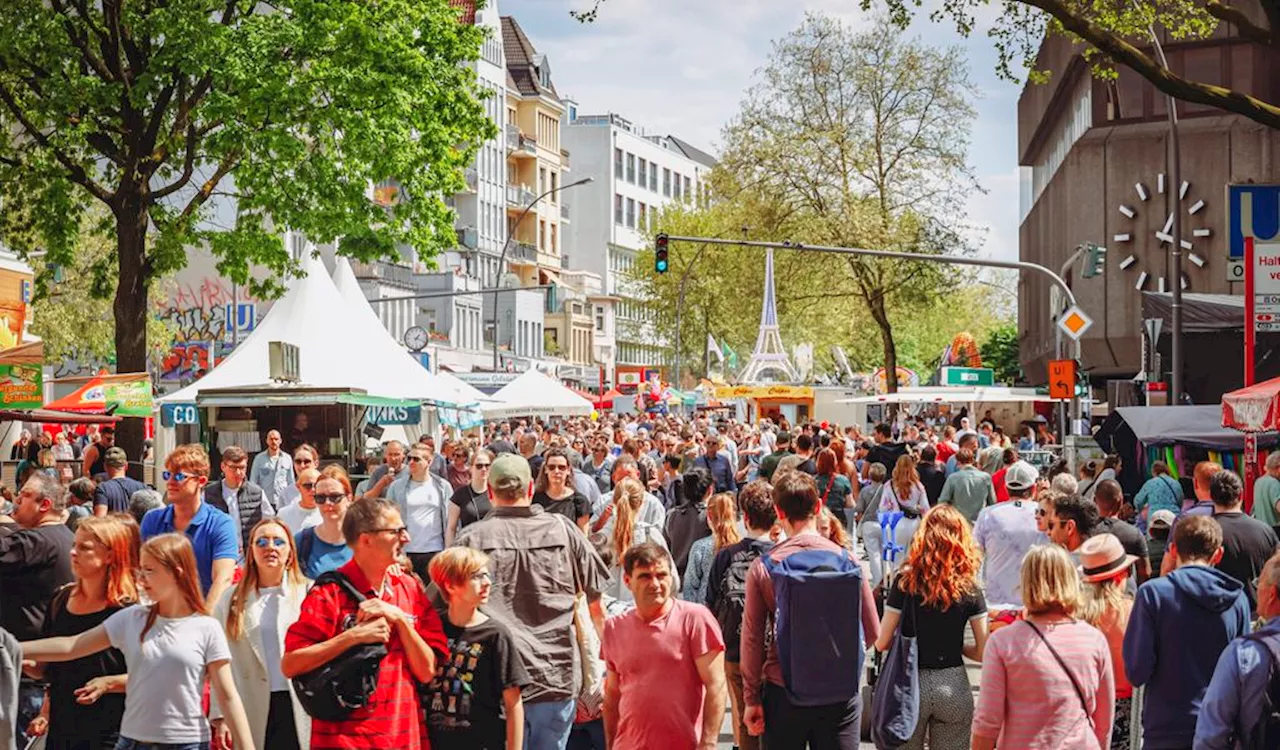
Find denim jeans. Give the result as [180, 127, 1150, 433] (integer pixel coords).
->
[524, 698, 576, 750]
[113, 738, 209, 750]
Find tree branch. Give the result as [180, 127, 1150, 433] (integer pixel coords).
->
[151, 123, 198, 200]
[1204, 1, 1275, 46]
[1026, 0, 1280, 129]
[176, 152, 239, 222]
[0, 83, 112, 203]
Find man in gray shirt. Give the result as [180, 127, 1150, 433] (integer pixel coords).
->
[937, 448, 996, 523]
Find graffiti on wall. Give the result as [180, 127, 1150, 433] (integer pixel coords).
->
[157, 277, 259, 381]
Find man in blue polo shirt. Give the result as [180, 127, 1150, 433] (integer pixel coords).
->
[140, 443, 238, 606]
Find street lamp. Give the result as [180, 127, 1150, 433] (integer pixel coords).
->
[491, 175, 594, 370]
[1132, 0, 1184, 403]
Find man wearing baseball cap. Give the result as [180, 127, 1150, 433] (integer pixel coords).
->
[454, 453, 611, 750]
[973, 460, 1044, 608]
[91, 446, 146, 515]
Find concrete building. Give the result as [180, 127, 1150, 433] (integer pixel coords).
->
[562, 107, 715, 386]
[1017, 27, 1280, 403]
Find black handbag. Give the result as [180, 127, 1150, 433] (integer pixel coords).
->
[292, 571, 388, 722]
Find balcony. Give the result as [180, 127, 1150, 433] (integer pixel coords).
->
[463, 167, 478, 192]
[507, 241, 537, 264]
[505, 125, 537, 158]
[456, 227, 478, 250]
[506, 183, 535, 210]
[350, 260, 415, 289]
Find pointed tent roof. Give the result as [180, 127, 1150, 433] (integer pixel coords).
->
[483, 368, 593, 418]
[159, 253, 467, 407]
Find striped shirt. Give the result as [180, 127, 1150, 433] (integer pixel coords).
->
[972, 618, 1114, 749]
[285, 559, 448, 749]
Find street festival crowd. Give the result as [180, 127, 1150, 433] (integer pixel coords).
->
[7, 412, 1280, 749]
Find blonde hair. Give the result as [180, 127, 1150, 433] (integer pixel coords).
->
[707, 493, 742, 552]
[225, 518, 307, 641]
[1078, 576, 1131, 627]
[611, 478, 646, 563]
[1020, 544, 1081, 616]
[165, 444, 211, 478]
[818, 507, 853, 551]
[428, 547, 491, 600]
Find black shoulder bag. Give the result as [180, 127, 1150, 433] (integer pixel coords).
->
[292, 571, 388, 722]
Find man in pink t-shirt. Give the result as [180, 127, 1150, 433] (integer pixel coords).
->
[602, 542, 726, 750]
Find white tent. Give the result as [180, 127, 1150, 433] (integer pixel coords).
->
[836, 386, 1053, 405]
[484, 368, 593, 418]
[159, 253, 468, 407]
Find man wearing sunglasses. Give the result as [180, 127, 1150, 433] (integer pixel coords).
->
[140, 444, 239, 608]
[388, 445, 453, 582]
[205, 445, 274, 557]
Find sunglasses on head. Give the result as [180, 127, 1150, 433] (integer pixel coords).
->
[314, 493, 346, 505]
[254, 537, 288, 549]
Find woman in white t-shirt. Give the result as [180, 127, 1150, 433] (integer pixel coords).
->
[276, 467, 322, 534]
[20, 533, 257, 750]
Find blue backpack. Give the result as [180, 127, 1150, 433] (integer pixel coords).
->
[763, 547, 864, 707]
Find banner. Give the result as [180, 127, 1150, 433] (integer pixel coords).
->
[714, 384, 814, 400]
[0, 364, 42, 409]
[104, 379, 154, 417]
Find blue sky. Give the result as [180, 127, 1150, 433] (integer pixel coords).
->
[509, 0, 1026, 262]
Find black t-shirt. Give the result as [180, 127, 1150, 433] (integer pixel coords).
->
[886, 581, 986, 670]
[867, 443, 908, 474]
[1215, 511, 1280, 611]
[532, 490, 590, 525]
[449, 485, 492, 530]
[1097, 517, 1150, 575]
[42, 586, 127, 750]
[796, 458, 818, 476]
[918, 464, 946, 504]
[0, 523, 75, 641]
[425, 616, 530, 750]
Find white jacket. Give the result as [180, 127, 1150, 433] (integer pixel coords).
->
[211, 579, 312, 749]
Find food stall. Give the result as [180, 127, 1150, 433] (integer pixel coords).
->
[1221, 377, 1280, 512]
[714, 384, 815, 425]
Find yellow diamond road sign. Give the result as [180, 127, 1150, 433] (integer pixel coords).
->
[1058, 305, 1094, 341]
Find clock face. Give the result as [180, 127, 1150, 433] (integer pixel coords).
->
[403, 325, 429, 352]
[1113, 173, 1212, 291]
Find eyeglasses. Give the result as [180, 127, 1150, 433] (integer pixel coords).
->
[546, 464, 569, 472]
[162, 470, 195, 483]
[470, 571, 492, 583]
[368, 526, 409, 537]
[299, 482, 316, 491]
[254, 537, 289, 549]
[294, 458, 314, 466]
[474, 463, 491, 470]
[314, 493, 346, 505]
[407, 456, 426, 463]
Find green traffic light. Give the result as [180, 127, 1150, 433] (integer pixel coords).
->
[656, 259, 668, 272]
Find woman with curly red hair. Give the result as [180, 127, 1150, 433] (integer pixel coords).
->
[874, 504, 989, 749]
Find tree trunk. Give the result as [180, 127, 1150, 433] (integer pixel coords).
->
[867, 289, 899, 393]
[112, 196, 151, 470]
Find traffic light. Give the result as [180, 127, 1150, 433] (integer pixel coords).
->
[655, 233, 670, 273]
[1080, 242, 1107, 279]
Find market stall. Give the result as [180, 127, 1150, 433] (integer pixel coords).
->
[836, 386, 1050, 437]
[156, 253, 476, 472]
[714, 384, 815, 425]
[1221, 376, 1280, 509]
[482, 368, 593, 419]
[1095, 405, 1279, 498]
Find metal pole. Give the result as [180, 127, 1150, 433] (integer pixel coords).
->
[231, 283, 239, 347]
[673, 241, 714, 384]
[491, 176, 594, 371]
[1133, 1, 1183, 403]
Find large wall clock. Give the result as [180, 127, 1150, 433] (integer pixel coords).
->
[1113, 173, 1213, 290]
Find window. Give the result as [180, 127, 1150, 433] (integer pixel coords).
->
[638, 158, 647, 188]
[663, 168, 671, 197]
[673, 173, 682, 201]
[539, 219, 546, 249]
[626, 153, 636, 184]
[683, 176, 692, 202]
[638, 202, 646, 229]
[626, 198, 636, 228]
[614, 194, 623, 224]
[539, 168, 547, 192]
[614, 148, 623, 177]
[550, 171, 558, 199]
[550, 224, 557, 253]
[595, 305, 605, 332]
[649, 163, 658, 191]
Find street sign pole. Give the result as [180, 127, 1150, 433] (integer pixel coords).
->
[1246, 236, 1256, 386]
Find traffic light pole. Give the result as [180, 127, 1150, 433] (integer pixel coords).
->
[659, 233, 1083, 451]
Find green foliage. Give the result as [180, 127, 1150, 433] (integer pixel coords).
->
[0, 0, 496, 355]
[980, 322, 1023, 385]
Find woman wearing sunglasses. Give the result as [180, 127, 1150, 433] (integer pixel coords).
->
[276, 468, 322, 535]
[274, 446, 321, 511]
[445, 448, 494, 546]
[211, 518, 312, 750]
[294, 467, 354, 579]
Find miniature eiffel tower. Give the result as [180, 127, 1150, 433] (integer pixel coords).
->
[738, 247, 798, 383]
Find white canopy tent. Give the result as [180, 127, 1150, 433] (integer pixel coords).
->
[484, 368, 593, 419]
[836, 386, 1053, 405]
[159, 252, 468, 407]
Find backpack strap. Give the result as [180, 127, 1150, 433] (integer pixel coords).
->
[298, 527, 317, 569]
[314, 570, 370, 603]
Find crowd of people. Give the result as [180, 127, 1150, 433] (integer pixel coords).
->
[5, 411, 1280, 750]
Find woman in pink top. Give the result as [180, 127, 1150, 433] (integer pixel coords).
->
[1076, 534, 1136, 750]
[971, 544, 1114, 750]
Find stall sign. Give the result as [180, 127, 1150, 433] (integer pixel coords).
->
[714, 384, 814, 400]
[105, 379, 153, 417]
[0, 364, 41, 409]
[368, 405, 422, 425]
[160, 403, 200, 427]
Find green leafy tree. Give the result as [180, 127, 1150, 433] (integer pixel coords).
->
[0, 0, 495, 451]
[869, 0, 1280, 129]
[981, 321, 1023, 385]
[717, 13, 980, 391]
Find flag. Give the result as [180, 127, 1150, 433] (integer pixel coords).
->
[707, 334, 724, 364]
[723, 341, 739, 371]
